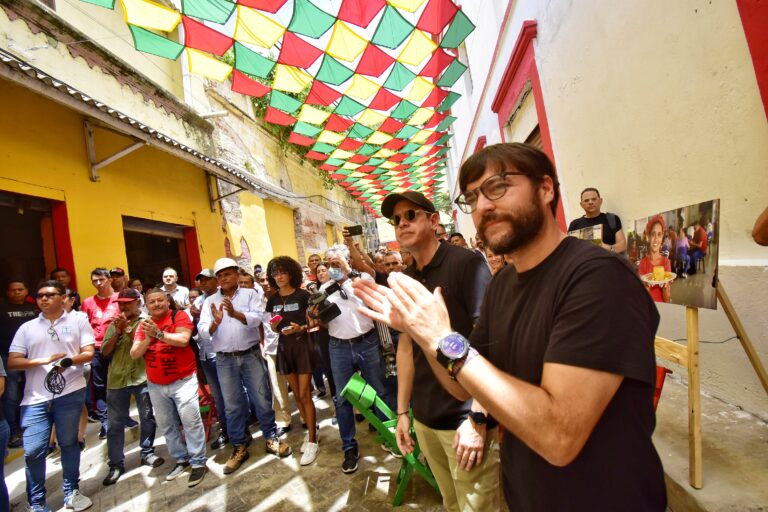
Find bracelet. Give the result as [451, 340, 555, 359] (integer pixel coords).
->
[397, 411, 409, 416]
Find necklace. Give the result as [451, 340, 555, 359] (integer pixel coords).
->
[280, 289, 295, 308]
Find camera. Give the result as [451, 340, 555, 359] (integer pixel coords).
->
[307, 282, 342, 323]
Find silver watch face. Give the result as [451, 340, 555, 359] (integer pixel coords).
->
[439, 334, 468, 359]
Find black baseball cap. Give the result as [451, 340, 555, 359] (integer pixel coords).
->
[380, 191, 437, 219]
[110, 267, 126, 276]
[116, 288, 141, 302]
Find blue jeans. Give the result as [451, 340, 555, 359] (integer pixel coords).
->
[147, 374, 206, 468]
[329, 330, 396, 453]
[1, 355, 23, 436]
[216, 350, 277, 445]
[21, 388, 85, 508]
[106, 383, 156, 468]
[89, 349, 109, 428]
[200, 357, 227, 435]
[0, 418, 9, 511]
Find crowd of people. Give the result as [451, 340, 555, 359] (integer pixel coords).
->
[0, 142, 686, 511]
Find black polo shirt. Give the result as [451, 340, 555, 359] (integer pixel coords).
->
[404, 241, 492, 430]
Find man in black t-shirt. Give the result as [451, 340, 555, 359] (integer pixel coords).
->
[567, 187, 627, 254]
[355, 144, 666, 511]
[380, 191, 497, 512]
[0, 280, 37, 447]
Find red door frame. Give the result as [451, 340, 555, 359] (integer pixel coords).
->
[183, 227, 202, 284]
[50, 201, 77, 290]
[490, 20, 566, 230]
[736, 0, 768, 121]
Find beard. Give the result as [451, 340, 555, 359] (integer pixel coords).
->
[478, 193, 545, 254]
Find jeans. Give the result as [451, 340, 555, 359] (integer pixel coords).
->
[89, 349, 109, 428]
[200, 357, 227, 434]
[0, 419, 9, 511]
[329, 330, 396, 453]
[1, 355, 23, 436]
[21, 388, 85, 508]
[216, 350, 277, 445]
[147, 374, 206, 468]
[106, 383, 156, 468]
[312, 328, 336, 398]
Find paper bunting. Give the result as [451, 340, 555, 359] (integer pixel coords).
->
[82, 0, 474, 215]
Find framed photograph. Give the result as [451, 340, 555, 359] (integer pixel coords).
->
[568, 224, 603, 246]
[630, 199, 719, 309]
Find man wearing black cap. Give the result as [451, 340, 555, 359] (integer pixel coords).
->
[110, 268, 127, 294]
[100, 288, 164, 486]
[379, 191, 497, 512]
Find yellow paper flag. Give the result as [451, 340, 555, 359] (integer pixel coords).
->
[387, 0, 428, 13]
[318, 130, 345, 145]
[411, 129, 434, 144]
[235, 5, 285, 48]
[326, 21, 368, 62]
[405, 76, 435, 102]
[186, 48, 232, 82]
[398, 30, 437, 66]
[273, 64, 312, 93]
[345, 74, 380, 101]
[121, 0, 180, 32]
[298, 104, 332, 125]
[341, 162, 361, 170]
[330, 148, 355, 160]
[357, 109, 387, 127]
[367, 131, 393, 145]
[407, 107, 435, 126]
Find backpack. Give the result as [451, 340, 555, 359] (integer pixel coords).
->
[605, 213, 627, 258]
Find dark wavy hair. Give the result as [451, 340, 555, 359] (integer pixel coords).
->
[267, 256, 303, 290]
[36, 280, 65, 295]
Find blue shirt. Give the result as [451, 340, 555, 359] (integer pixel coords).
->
[197, 287, 264, 352]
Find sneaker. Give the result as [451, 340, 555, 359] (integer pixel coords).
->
[265, 437, 292, 458]
[342, 448, 359, 474]
[25, 505, 51, 512]
[300, 433, 309, 453]
[165, 462, 190, 481]
[187, 466, 207, 488]
[87, 413, 100, 424]
[380, 443, 403, 459]
[98, 426, 107, 440]
[141, 454, 165, 468]
[210, 432, 229, 450]
[8, 432, 22, 449]
[315, 387, 327, 398]
[223, 444, 250, 475]
[125, 418, 139, 429]
[64, 490, 92, 511]
[275, 426, 288, 438]
[300, 442, 319, 466]
[102, 466, 124, 486]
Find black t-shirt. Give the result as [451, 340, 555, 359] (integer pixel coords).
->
[266, 289, 310, 344]
[471, 237, 666, 511]
[404, 241, 492, 430]
[568, 212, 622, 245]
[0, 301, 37, 357]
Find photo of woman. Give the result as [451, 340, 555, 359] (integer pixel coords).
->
[637, 215, 673, 303]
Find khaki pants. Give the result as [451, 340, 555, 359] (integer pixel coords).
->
[413, 419, 500, 512]
[265, 353, 292, 427]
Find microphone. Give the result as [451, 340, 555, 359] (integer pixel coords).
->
[53, 357, 73, 369]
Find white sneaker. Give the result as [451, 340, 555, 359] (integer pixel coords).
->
[300, 433, 309, 453]
[65, 490, 92, 511]
[300, 442, 319, 465]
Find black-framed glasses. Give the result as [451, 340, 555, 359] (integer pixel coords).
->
[36, 292, 62, 300]
[271, 270, 288, 277]
[454, 172, 526, 213]
[388, 209, 431, 227]
[47, 326, 60, 342]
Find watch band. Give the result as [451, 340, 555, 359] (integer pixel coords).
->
[447, 347, 479, 380]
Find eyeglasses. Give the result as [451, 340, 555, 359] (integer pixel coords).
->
[454, 172, 525, 213]
[271, 270, 287, 277]
[36, 292, 62, 300]
[388, 209, 431, 227]
[47, 326, 60, 342]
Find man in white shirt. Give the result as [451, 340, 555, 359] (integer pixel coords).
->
[317, 245, 396, 474]
[9, 280, 95, 512]
[198, 258, 291, 476]
[161, 267, 190, 309]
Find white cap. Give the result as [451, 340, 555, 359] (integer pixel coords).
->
[213, 257, 240, 275]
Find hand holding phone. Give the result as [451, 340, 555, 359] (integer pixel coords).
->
[269, 314, 283, 331]
[345, 225, 363, 236]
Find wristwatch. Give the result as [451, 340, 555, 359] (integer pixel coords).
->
[436, 332, 469, 369]
[155, 330, 165, 340]
[349, 270, 361, 279]
[469, 411, 488, 425]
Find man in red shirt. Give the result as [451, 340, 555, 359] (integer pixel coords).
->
[81, 268, 120, 438]
[130, 288, 207, 488]
[689, 218, 709, 275]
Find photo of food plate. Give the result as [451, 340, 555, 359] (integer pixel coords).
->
[640, 272, 677, 286]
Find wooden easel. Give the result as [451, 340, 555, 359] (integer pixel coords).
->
[654, 280, 768, 489]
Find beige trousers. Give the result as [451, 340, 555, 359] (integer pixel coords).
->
[265, 353, 292, 427]
[413, 419, 500, 512]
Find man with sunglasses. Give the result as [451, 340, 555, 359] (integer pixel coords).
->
[9, 280, 95, 511]
[355, 143, 666, 511]
[380, 191, 497, 512]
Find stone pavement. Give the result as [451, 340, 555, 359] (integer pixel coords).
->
[5, 394, 453, 511]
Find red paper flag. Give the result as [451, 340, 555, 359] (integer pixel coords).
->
[349, 154, 370, 164]
[420, 49, 454, 78]
[238, 0, 288, 13]
[416, 0, 459, 35]
[306, 151, 329, 160]
[355, 43, 395, 77]
[421, 87, 449, 108]
[337, 0, 386, 28]
[278, 31, 323, 69]
[378, 117, 405, 134]
[339, 138, 364, 150]
[288, 132, 315, 146]
[383, 138, 408, 150]
[306, 80, 342, 106]
[265, 107, 296, 126]
[325, 114, 354, 132]
[182, 16, 233, 56]
[231, 71, 271, 97]
[369, 88, 401, 110]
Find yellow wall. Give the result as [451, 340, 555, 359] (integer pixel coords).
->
[263, 200, 298, 261]
[325, 223, 335, 247]
[0, 79, 225, 287]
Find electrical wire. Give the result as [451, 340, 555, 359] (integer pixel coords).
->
[673, 336, 739, 345]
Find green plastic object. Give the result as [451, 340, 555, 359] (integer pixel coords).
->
[340, 373, 439, 507]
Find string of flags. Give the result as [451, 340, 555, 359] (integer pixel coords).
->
[80, 0, 474, 215]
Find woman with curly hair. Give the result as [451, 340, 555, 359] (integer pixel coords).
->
[265, 256, 319, 465]
[638, 215, 672, 303]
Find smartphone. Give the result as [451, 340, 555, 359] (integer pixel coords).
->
[270, 314, 283, 325]
[281, 326, 292, 334]
[346, 225, 363, 236]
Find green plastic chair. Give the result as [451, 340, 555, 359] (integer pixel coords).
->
[341, 373, 439, 506]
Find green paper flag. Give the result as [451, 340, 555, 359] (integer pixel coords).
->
[348, 123, 374, 139]
[270, 91, 303, 114]
[316, 55, 355, 86]
[288, 0, 336, 38]
[400, 143, 421, 154]
[182, 0, 235, 24]
[326, 158, 346, 166]
[358, 144, 379, 156]
[390, 100, 418, 120]
[435, 115, 457, 132]
[335, 96, 366, 117]
[294, 121, 322, 137]
[440, 10, 475, 49]
[436, 59, 467, 88]
[383, 62, 416, 92]
[394, 125, 419, 139]
[371, 6, 413, 49]
[437, 92, 460, 112]
[129, 25, 184, 60]
[234, 42, 275, 79]
[80, 0, 115, 7]
[311, 142, 336, 154]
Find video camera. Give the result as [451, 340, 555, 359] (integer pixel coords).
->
[307, 281, 342, 324]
